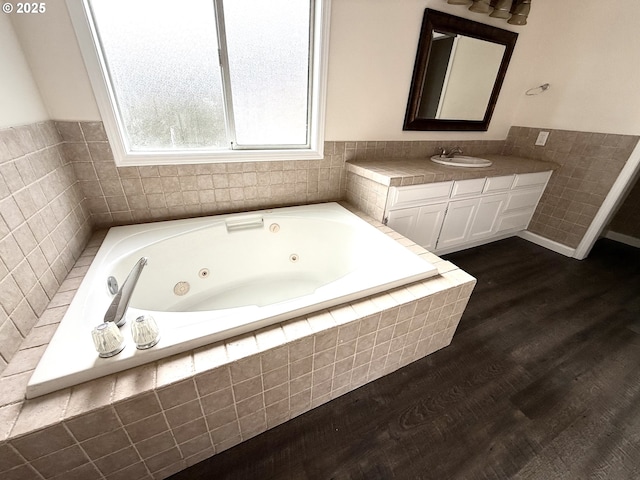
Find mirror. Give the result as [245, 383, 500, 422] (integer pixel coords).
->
[404, 9, 518, 131]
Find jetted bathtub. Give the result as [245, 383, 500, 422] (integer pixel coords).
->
[27, 203, 438, 398]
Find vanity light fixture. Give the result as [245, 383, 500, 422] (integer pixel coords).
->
[489, 0, 513, 19]
[469, 0, 491, 14]
[448, 0, 532, 26]
[508, 0, 531, 25]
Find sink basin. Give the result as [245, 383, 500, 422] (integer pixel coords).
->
[430, 155, 493, 168]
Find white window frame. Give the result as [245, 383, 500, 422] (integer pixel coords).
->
[66, 0, 331, 166]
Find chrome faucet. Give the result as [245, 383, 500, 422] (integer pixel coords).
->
[104, 257, 148, 327]
[438, 146, 463, 158]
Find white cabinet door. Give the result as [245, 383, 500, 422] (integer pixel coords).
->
[469, 193, 508, 241]
[414, 203, 448, 250]
[386, 206, 418, 239]
[436, 198, 479, 249]
[386, 203, 447, 250]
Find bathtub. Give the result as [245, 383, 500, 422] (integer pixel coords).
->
[27, 203, 438, 399]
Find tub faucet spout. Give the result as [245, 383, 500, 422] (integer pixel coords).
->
[104, 257, 148, 327]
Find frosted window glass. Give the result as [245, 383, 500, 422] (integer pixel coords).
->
[89, 0, 227, 151]
[223, 0, 311, 146]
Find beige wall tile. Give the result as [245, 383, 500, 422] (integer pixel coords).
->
[101, 461, 148, 480]
[200, 388, 234, 414]
[0, 443, 24, 473]
[113, 363, 156, 403]
[124, 412, 169, 444]
[136, 431, 176, 459]
[262, 365, 288, 391]
[11, 388, 70, 437]
[156, 352, 194, 388]
[10, 423, 75, 461]
[30, 444, 89, 478]
[94, 446, 142, 477]
[229, 356, 261, 384]
[157, 379, 198, 410]
[143, 445, 182, 473]
[66, 407, 120, 442]
[172, 417, 208, 445]
[232, 376, 262, 402]
[165, 399, 203, 429]
[114, 392, 161, 425]
[80, 428, 131, 460]
[178, 433, 211, 459]
[65, 375, 115, 419]
[506, 127, 638, 247]
[194, 366, 231, 397]
[205, 405, 237, 431]
[210, 421, 240, 450]
[0, 122, 91, 372]
[260, 345, 288, 374]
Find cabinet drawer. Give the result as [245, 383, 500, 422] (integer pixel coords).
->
[512, 171, 552, 189]
[483, 175, 514, 193]
[496, 210, 534, 233]
[503, 188, 543, 213]
[451, 178, 486, 198]
[388, 181, 453, 210]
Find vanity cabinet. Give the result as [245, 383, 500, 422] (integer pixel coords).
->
[385, 171, 552, 254]
[437, 197, 480, 249]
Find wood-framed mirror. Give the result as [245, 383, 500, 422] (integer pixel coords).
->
[403, 9, 518, 131]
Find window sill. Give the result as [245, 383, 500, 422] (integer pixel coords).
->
[114, 147, 325, 167]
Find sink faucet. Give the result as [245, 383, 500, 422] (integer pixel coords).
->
[104, 257, 148, 327]
[437, 146, 464, 158]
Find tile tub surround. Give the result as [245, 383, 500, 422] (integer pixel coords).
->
[0, 205, 475, 480]
[503, 127, 640, 248]
[0, 122, 92, 375]
[55, 121, 347, 228]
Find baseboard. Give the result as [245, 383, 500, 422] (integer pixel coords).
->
[603, 230, 640, 248]
[517, 231, 576, 257]
[434, 232, 516, 256]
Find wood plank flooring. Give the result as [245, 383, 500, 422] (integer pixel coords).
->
[170, 238, 640, 480]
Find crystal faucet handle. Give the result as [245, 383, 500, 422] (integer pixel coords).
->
[92, 322, 125, 358]
[131, 315, 160, 350]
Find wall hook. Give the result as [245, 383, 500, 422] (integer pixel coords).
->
[526, 83, 550, 96]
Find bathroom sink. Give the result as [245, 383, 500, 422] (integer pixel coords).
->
[430, 155, 493, 168]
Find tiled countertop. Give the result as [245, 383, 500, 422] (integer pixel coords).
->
[347, 155, 560, 187]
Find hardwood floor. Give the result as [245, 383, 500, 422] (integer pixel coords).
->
[170, 238, 640, 480]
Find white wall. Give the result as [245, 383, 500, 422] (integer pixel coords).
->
[10, 2, 100, 121]
[0, 13, 48, 128]
[9, 0, 640, 138]
[324, 0, 528, 141]
[10, 0, 528, 140]
[510, 0, 640, 135]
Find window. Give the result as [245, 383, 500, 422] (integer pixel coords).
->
[67, 0, 330, 165]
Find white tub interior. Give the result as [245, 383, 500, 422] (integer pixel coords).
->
[27, 203, 438, 398]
